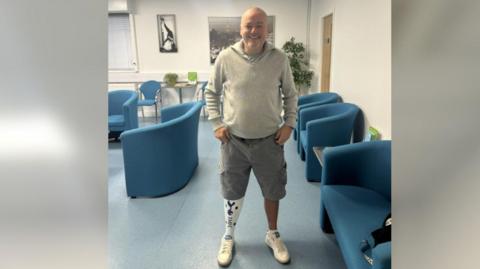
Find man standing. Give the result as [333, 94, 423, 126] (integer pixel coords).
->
[205, 7, 298, 267]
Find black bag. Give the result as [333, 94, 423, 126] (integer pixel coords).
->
[360, 213, 391, 265]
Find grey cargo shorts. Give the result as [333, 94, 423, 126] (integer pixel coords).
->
[218, 133, 287, 201]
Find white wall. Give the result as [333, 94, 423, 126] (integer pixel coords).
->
[108, 0, 134, 12]
[310, 0, 391, 139]
[110, 0, 309, 81]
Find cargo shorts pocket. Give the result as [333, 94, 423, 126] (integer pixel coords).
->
[218, 159, 224, 175]
[279, 161, 287, 185]
[218, 142, 226, 175]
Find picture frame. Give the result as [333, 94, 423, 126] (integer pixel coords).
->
[157, 14, 178, 53]
[208, 16, 275, 64]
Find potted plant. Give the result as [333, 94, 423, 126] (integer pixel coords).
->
[163, 73, 178, 87]
[282, 37, 314, 95]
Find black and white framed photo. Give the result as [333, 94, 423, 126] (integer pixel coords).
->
[157, 14, 178, 53]
[208, 16, 275, 64]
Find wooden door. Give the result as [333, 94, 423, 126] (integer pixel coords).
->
[321, 14, 333, 92]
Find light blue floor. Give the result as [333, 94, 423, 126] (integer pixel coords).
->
[108, 114, 347, 269]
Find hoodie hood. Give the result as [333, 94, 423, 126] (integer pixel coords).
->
[231, 40, 275, 63]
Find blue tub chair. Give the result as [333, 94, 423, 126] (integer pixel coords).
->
[320, 140, 391, 269]
[293, 92, 340, 141]
[299, 103, 360, 181]
[120, 101, 203, 198]
[137, 80, 162, 121]
[108, 90, 139, 134]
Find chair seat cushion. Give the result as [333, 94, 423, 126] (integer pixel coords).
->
[108, 115, 125, 127]
[322, 185, 390, 269]
[138, 99, 156, 106]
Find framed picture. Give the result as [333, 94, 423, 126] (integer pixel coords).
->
[208, 16, 275, 64]
[157, 14, 178, 53]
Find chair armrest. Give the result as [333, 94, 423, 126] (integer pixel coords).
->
[123, 91, 138, 108]
[372, 242, 391, 269]
[122, 93, 138, 129]
[321, 141, 391, 198]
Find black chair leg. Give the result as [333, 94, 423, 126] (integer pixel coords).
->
[108, 131, 121, 141]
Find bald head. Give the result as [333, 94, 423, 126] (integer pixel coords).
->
[240, 7, 268, 55]
[241, 7, 267, 22]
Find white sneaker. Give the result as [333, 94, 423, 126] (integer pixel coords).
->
[265, 230, 290, 264]
[217, 235, 234, 267]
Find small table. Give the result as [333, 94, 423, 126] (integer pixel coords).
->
[169, 82, 197, 104]
[313, 147, 326, 166]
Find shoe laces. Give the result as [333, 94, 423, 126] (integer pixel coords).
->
[269, 233, 286, 252]
[221, 240, 233, 253]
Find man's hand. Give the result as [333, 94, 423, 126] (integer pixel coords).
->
[215, 126, 230, 144]
[275, 124, 293, 145]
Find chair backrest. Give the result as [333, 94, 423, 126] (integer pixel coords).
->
[300, 103, 359, 130]
[193, 81, 208, 102]
[139, 80, 161, 100]
[363, 140, 391, 200]
[108, 90, 137, 116]
[200, 81, 208, 92]
[323, 140, 391, 200]
[298, 92, 340, 106]
[161, 101, 203, 123]
[121, 101, 203, 139]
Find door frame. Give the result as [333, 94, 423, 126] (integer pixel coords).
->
[321, 13, 333, 92]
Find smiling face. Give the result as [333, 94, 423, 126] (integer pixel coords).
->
[240, 8, 268, 55]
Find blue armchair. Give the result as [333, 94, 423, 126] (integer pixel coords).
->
[108, 90, 139, 133]
[294, 92, 341, 141]
[120, 101, 203, 198]
[138, 80, 162, 121]
[299, 103, 359, 181]
[320, 140, 391, 269]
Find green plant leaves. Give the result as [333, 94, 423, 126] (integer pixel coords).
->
[282, 37, 314, 89]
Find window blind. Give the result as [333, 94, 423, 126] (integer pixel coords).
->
[108, 14, 135, 70]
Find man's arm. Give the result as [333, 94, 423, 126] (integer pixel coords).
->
[280, 56, 298, 129]
[205, 53, 226, 131]
[275, 56, 298, 145]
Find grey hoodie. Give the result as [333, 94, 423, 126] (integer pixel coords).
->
[205, 40, 298, 139]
